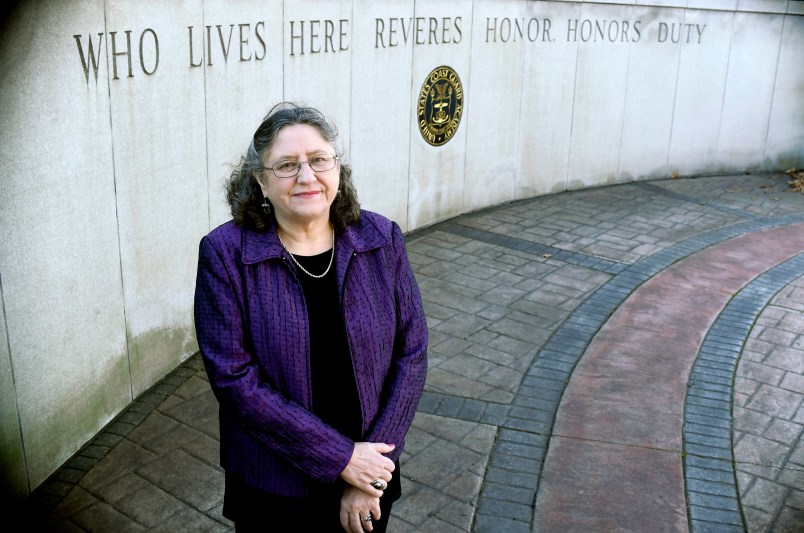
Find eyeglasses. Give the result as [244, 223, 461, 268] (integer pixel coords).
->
[261, 154, 339, 178]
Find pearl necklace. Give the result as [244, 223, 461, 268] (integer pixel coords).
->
[277, 228, 335, 279]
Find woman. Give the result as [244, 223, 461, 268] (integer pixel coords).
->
[193, 102, 428, 532]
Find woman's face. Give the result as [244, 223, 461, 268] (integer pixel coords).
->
[257, 124, 340, 229]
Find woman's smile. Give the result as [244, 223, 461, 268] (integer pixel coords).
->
[294, 190, 322, 198]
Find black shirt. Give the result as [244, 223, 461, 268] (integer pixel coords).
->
[294, 250, 362, 441]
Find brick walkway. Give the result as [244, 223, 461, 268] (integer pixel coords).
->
[24, 173, 804, 532]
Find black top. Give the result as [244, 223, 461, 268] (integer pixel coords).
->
[294, 250, 362, 441]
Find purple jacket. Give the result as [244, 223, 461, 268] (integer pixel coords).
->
[193, 210, 428, 496]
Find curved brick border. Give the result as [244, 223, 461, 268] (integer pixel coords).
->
[471, 214, 804, 533]
[683, 253, 804, 532]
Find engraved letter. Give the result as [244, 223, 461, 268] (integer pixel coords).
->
[453, 16, 462, 43]
[290, 20, 304, 56]
[239, 23, 251, 61]
[527, 18, 539, 42]
[388, 18, 398, 47]
[594, 20, 605, 42]
[217, 24, 234, 62]
[206, 26, 213, 65]
[567, 19, 578, 42]
[442, 17, 451, 44]
[255, 21, 266, 60]
[188, 26, 202, 67]
[312, 20, 322, 53]
[401, 17, 412, 44]
[608, 20, 619, 42]
[664, 22, 681, 43]
[486, 17, 497, 43]
[375, 18, 386, 48]
[339, 19, 349, 51]
[74, 33, 104, 83]
[581, 19, 592, 42]
[695, 24, 705, 44]
[500, 18, 511, 43]
[139, 28, 158, 75]
[109, 30, 133, 79]
[415, 17, 425, 44]
[514, 18, 524, 42]
[428, 17, 438, 44]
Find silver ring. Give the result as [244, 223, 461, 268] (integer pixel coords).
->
[370, 479, 387, 491]
[361, 514, 372, 522]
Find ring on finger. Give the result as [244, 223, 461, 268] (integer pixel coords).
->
[361, 513, 372, 522]
[370, 478, 387, 491]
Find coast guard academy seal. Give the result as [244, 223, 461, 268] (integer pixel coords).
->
[417, 66, 464, 146]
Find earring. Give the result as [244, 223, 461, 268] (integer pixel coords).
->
[261, 198, 272, 215]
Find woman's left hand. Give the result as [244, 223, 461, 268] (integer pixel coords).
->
[339, 486, 381, 532]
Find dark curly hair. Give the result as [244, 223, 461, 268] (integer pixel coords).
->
[225, 102, 361, 232]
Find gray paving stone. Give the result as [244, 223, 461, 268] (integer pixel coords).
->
[479, 403, 511, 425]
[482, 481, 536, 505]
[78, 441, 158, 492]
[687, 478, 741, 498]
[114, 484, 189, 527]
[70, 501, 145, 532]
[149, 508, 231, 532]
[690, 519, 745, 533]
[688, 491, 741, 512]
[687, 465, 737, 485]
[745, 385, 802, 419]
[687, 504, 743, 527]
[137, 449, 224, 512]
[476, 496, 533, 523]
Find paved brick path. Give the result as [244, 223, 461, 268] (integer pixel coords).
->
[23, 173, 804, 532]
[734, 271, 804, 532]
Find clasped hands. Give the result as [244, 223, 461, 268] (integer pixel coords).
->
[339, 442, 395, 532]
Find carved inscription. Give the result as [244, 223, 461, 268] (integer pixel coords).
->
[374, 17, 463, 48]
[289, 19, 350, 56]
[658, 22, 706, 44]
[484, 17, 706, 45]
[74, 29, 159, 82]
[187, 23, 267, 67]
[72, 14, 710, 84]
[566, 19, 642, 42]
[485, 17, 553, 42]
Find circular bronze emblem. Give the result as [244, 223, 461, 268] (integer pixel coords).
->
[417, 65, 464, 147]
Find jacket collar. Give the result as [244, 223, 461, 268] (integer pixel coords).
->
[240, 212, 390, 265]
[241, 225, 284, 265]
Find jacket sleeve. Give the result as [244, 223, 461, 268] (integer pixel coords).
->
[193, 235, 354, 483]
[365, 222, 428, 460]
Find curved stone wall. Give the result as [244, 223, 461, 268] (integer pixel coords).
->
[0, 0, 802, 498]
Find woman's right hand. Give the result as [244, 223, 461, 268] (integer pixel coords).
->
[340, 486, 381, 533]
[340, 442, 395, 497]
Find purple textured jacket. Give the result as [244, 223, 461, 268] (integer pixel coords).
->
[193, 210, 428, 496]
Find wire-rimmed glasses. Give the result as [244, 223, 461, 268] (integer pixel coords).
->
[261, 154, 339, 178]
